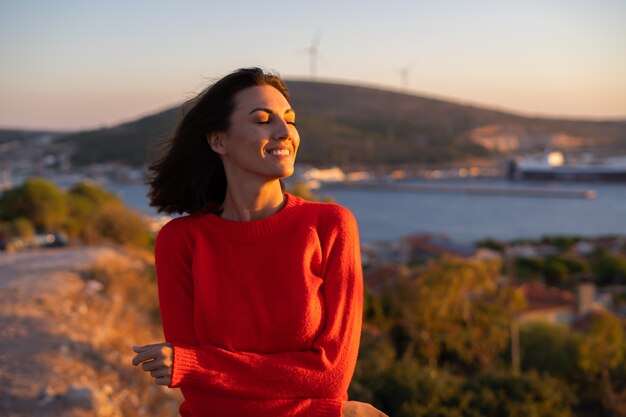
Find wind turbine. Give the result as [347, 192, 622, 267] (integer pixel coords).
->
[302, 32, 322, 79]
[398, 63, 412, 91]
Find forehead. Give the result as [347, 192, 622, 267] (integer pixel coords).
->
[232, 85, 291, 113]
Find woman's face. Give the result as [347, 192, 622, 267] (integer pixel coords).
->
[211, 85, 300, 183]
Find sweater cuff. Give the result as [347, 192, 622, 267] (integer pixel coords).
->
[170, 344, 203, 388]
[314, 398, 342, 417]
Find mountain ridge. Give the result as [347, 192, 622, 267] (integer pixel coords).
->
[7, 80, 624, 167]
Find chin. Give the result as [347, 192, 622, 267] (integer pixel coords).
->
[272, 165, 295, 179]
[275, 170, 294, 180]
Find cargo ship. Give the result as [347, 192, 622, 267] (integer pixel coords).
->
[507, 151, 626, 182]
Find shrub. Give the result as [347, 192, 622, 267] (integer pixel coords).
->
[0, 177, 67, 230]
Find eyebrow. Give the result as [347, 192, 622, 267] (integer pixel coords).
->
[248, 107, 295, 116]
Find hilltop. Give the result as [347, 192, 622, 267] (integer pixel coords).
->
[11, 80, 626, 168]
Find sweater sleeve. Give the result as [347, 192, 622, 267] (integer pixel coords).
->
[157, 208, 363, 404]
[155, 219, 200, 347]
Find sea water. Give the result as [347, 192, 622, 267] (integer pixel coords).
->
[108, 178, 626, 245]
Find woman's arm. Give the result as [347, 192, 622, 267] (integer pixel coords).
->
[156, 210, 363, 400]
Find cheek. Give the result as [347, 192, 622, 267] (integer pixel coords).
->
[293, 131, 301, 148]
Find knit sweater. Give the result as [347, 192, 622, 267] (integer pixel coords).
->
[154, 192, 364, 417]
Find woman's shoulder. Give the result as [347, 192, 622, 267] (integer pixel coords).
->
[155, 214, 201, 244]
[292, 194, 358, 231]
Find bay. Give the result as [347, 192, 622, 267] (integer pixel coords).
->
[107, 178, 626, 245]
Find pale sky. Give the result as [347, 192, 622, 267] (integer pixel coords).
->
[1, 0, 625, 130]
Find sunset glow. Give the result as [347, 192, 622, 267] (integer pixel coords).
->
[1, 0, 624, 130]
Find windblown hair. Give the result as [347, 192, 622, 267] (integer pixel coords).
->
[146, 67, 290, 215]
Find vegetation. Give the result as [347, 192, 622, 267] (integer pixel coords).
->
[578, 313, 624, 415]
[591, 249, 626, 285]
[4, 177, 624, 415]
[56, 81, 626, 168]
[0, 177, 68, 230]
[345, 253, 623, 416]
[346, 253, 626, 416]
[63, 241, 626, 417]
[70, 250, 180, 416]
[0, 177, 152, 249]
[57, 109, 177, 166]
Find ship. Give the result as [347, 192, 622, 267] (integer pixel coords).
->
[507, 151, 626, 182]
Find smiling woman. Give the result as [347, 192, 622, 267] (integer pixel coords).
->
[132, 68, 387, 417]
[206, 85, 300, 208]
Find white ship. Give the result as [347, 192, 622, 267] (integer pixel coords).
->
[507, 151, 626, 182]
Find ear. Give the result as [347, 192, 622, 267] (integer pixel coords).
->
[207, 132, 227, 155]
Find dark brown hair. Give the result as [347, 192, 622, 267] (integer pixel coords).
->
[146, 67, 290, 215]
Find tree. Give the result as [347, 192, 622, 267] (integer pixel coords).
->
[0, 179, 152, 249]
[578, 312, 624, 416]
[459, 371, 575, 417]
[540, 235, 580, 252]
[519, 322, 582, 382]
[591, 252, 626, 285]
[0, 217, 35, 240]
[349, 328, 396, 407]
[475, 237, 505, 252]
[68, 180, 119, 204]
[65, 181, 121, 240]
[408, 255, 524, 371]
[542, 257, 570, 287]
[0, 177, 67, 230]
[92, 200, 152, 248]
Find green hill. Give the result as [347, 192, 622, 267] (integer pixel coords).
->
[56, 80, 626, 168]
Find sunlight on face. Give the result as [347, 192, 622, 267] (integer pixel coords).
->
[219, 85, 300, 182]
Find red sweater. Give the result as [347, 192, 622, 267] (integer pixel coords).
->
[154, 192, 364, 417]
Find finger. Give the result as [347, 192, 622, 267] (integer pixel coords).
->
[132, 349, 160, 366]
[133, 342, 166, 352]
[155, 376, 171, 386]
[150, 367, 170, 378]
[142, 359, 163, 371]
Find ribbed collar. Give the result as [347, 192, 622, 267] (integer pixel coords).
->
[200, 192, 304, 241]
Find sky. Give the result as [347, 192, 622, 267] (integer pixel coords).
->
[1, 0, 625, 130]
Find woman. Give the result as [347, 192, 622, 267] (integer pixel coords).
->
[132, 68, 386, 417]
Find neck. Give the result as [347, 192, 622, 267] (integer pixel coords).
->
[220, 180, 285, 221]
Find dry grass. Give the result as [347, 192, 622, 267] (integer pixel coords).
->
[1, 245, 186, 417]
[66, 248, 181, 417]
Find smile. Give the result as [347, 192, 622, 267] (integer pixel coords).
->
[265, 147, 292, 157]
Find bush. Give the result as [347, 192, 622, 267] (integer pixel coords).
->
[541, 257, 571, 287]
[0, 178, 153, 249]
[459, 371, 576, 417]
[514, 257, 544, 280]
[91, 201, 153, 249]
[591, 252, 626, 285]
[0, 217, 35, 240]
[0, 177, 67, 230]
[540, 235, 581, 252]
[475, 237, 505, 252]
[519, 322, 582, 382]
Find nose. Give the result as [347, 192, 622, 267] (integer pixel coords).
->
[273, 118, 292, 140]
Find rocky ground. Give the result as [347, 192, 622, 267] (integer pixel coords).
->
[0, 245, 181, 417]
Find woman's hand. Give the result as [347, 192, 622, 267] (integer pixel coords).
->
[342, 400, 389, 417]
[131, 342, 173, 386]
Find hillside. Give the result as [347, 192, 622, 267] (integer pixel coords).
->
[0, 246, 180, 416]
[0, 129, 59, 144]
[56, 80, 626, 167]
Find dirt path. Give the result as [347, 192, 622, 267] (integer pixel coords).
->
[0, 246, 166, 417]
